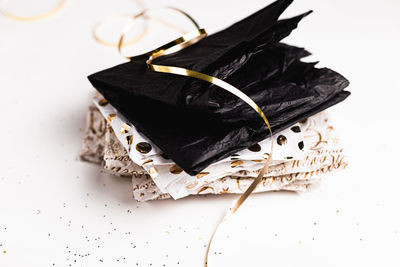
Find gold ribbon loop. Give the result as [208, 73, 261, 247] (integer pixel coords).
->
[118, 6, 207, 59]
[92, 13, 150, 47]
[93, 7, 196, 48]
[0, 0, 67, 21]
[117, 8, 274, 267]
[122, 28, 207, 60]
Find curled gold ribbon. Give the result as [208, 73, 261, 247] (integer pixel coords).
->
[118, 6, 206, 58]
[93, 13, 150, 47]
[93, 13, 190, 48]
[0, 0, 67, 21]
[118, 7, 274, 267]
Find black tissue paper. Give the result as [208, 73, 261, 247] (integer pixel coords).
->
[88, 0, 350, 175]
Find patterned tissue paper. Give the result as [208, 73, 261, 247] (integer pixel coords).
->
[80, 104, 347, 201]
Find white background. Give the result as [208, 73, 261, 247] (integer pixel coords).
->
[1, 0, 400, 266]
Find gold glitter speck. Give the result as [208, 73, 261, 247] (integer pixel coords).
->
[98, 98, 108, 106]
[248, 144, 261, 152]
[197, 186, 215, 194]
[169, 164, 183, 175]
[230, 154, 240, 160]
[142, 159, 153, 165]
[107, 114, 116, 123]
[291, 126, 301, 133]
[126, 135, 133, 145]
[196, 172, 210, 179]
[186, 181, 198, 189]
[221, 187, 230, 194]
[231, 160, 243, 168]
[136, 142, 152, 154]
[148, 167, 158, 178]
[277, 135, 287, 145]
[121, 123, 131, 134]
[298, 141, 304, 150]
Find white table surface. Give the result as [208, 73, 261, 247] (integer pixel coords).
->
[1, 0, 400, 266]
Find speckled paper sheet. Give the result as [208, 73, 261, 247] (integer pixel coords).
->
[80, 104, 347, 201]
[91, 96, 312, 197]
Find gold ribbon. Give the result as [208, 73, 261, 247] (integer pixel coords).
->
[0, 0, 67, 21]
[92, 14, 150, 47]
[93, 12, 191, 48]
[118, 7, 206, 57]
[117, 7, 274, 267]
